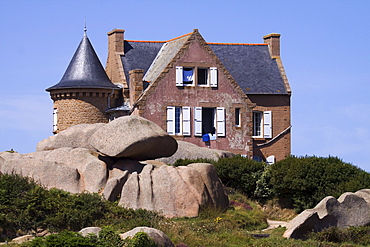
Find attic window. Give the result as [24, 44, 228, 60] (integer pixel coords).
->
[197, 68, 208, 86]
[183, 68, 194, 84]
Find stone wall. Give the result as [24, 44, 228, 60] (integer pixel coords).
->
[50, 88, 120, 133]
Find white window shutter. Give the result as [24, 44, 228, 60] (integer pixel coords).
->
[167, 106, 176, 135]
[176, 66, 183, 86]
[194, 107, 202, 136]
[266, 155, 275, 165]
[53, 108, 58, 132]
[182, 106, 191, 136]
[263, 111, 272, 138]
[216, 107, 225, 137]
[210, 67, 218, 87]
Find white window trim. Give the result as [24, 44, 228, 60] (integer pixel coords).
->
[197, 68, 210, 87]
[253, 110, 272, 138]
[167, 106, 191, 136]
[176, 66, 218, 87]
[194, 106, 225, 137]
[53, 108, 58, 132]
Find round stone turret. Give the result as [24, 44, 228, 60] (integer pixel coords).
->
[46, 30, 121, 133]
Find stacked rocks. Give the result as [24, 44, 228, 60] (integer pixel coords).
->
[0, 116, 229, 218]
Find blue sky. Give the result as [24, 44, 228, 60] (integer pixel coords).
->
[1, 1, 369, 171]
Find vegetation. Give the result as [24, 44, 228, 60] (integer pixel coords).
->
[1, 154, 370, 246]
[175, 155, 370, 212]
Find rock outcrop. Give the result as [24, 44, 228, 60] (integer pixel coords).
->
[0, 116, 229, 218]
[36, 123, 105, 151]
[89, 116, 178, 160]
[284, 189, 370, 239]
[120, 227, 174, 247]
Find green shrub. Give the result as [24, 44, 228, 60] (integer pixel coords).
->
[213, 155, 267, 198]
[269, 156, 370, 212]
[26, 230, 98, 247]
[172, 158, 215, 167]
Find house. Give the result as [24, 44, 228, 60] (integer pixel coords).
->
[46, 28, 291, 163]
[105, 29, 292, 163]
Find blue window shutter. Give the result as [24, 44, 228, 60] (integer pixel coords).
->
[210, 67, 218, 87]
[194, 107, 202, 136]
[263, 111, 272, 138]
[176, 66, 183, 86]
[182, 106, 191, 136]
[167, 106, 175, 135]
[216, 107, 225, 136]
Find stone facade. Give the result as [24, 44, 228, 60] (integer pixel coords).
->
[50, 88, 120, 133]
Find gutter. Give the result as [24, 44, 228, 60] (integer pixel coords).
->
[257, 125, 292, 147]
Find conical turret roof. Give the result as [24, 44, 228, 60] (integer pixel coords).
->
[47, 31, 119, 91]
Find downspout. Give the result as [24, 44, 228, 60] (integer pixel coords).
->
[107, 89, 115, 109]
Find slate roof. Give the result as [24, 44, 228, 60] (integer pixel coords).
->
[47, 33, 119, 91]
[120, 32, 288, 95]
[209, 44, 287, 94]
[121, 41, 164, 84]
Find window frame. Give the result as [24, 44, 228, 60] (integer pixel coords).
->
[253, 111, 263, 138]
[253, 110, 272, 138]
[235, 108, 241, 127]
[176, 66, 217, 87]
[167, 106, 191, 136]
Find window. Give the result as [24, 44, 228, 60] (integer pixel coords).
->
[167, 106, 190, 136]
[253, 111, 272, 138]
[53, 108, 58, 132]
[176, 66, 217, 87]
[183, 68, 194, 85]
[197, 68, 208, 86]
[235, 108, 241, 127]
[194, 107, 225, 137]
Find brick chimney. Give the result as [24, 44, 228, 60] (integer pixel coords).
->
[129, 69, 144, 105]
[263, 33, 281, 58]
[106, 29, 127, 90]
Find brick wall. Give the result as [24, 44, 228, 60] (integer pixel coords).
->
[248, 94, 291, 161]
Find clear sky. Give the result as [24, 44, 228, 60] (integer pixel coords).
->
[1, 0, 369, 171]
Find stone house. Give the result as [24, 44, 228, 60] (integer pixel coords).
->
[47, 28, 292, 163]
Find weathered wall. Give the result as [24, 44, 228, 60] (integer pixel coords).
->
[136, 34, 253, 156]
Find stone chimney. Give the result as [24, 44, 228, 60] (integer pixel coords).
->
[106, 29, 127, 90]
[108, 29, 125, 53]
[129, 69, 144, 105]
[263, 33, 281, 58]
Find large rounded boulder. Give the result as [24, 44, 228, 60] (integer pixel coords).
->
[89, 116, 178, 160]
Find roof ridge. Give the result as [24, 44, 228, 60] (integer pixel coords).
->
[125, 32, 192, 44]
[166, 32, 193, 42]
[207, 42, 267, 46]
[125, 40, 166, 43]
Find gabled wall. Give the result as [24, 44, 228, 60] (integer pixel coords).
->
[134, 32, 253, 156]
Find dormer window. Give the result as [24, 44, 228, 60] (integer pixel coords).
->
[176, 66, 217, 87]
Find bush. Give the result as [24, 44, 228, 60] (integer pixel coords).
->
[213, 155, 267, 198]
[0, 173, 161, 241]
[269, 156, 370, 212]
